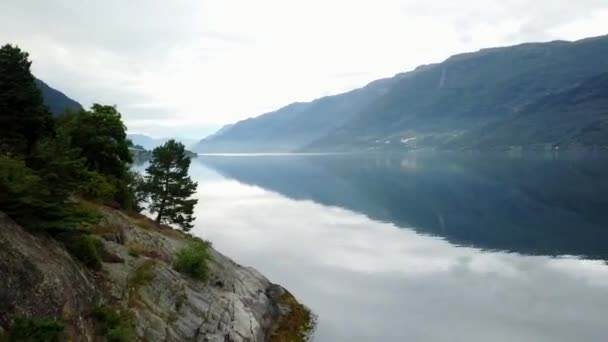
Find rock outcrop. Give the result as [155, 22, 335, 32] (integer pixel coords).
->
[0, 206, 309, 341]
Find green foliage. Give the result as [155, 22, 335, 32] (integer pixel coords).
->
[0, 44, 54, 156]
[78, 171, 117, 201]
[92, 306, 134, 342]
[174, 240, 210, 280]
[0, 155, 47, 221]
[8, 317, 64, 342]
[58, 233, 103, 269]
[129, 260, 156, 289]
[55, 105, 142, 210]
[57, 105, 132, 179]
[143, 140, 198, 231]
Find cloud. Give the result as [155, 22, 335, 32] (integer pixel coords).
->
[0, 0, 606, 138]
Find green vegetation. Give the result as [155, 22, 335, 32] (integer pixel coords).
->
[0, 44, 54, 156]
[58, 233, 104, 269]
[174, 239, 210, 280]
[129, 260, 156, 289]
[92, 306, 134, 342]
[0, 44, 143, 234]
[127, 241, 147, 257]
[270, 291, 316, 342]
[8, 317, 65, 342]
[141, 140, 198, 231]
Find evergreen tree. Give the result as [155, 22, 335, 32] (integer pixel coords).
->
[144, 140, 198, 231]
[58, 104, 132, 179]
[0, 44, 53, 156]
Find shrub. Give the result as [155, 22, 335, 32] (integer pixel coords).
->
[129, 260, 156, 289]
[59, 233, 103, 269]
[9, 317, 64, 342]
[78, 171, 116, 201]
[127, 242, 147, 257]
[92, 306, 133, 342]
[174, 240, 211, 280]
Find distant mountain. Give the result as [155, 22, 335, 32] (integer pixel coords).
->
[193, 35, 608, 153]
[127, 134, 197, 151]
[308, 35, 608, 151]
[35, 78, 83, 115]
[193, 77, 397, 152]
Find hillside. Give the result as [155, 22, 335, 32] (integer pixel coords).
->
[36, 78, 83, 115]
[308, 35, 608, 151]
[193, 77, 397, 152]
[0, 205, 310, 341]
[194, 35, 608, 152]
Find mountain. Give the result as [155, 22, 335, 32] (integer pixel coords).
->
[308, 35, 608, 151]
[193, 77, 397, 152]
[127, 134, 197, 150]
[35, 78, 83, 115]
[454, 72, 608, 149]
[193, 35, 608, 153]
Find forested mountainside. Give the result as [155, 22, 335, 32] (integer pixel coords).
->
[194, 35, 608, 152]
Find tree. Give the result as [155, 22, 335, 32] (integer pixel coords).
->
[58, 104, 132, 179]
[57, 104, 141, 209]
[0, 44, 54, 156]
[143, 140, 198, 231]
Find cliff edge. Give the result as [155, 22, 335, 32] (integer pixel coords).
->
[0, 206, 313, 341]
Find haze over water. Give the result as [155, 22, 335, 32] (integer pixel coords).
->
[183, 153, 608, 341]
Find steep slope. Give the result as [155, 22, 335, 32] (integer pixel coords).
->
[455, 72, 608, 149]
[307, 35, 608, 151]
[0, 206, 310, 341]
[193, 77, 397, 153]
[195, 35, 608, 153]
[35, 78, 83, 115]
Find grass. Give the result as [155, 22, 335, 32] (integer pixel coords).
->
[127, 241, 148, 257]
[127, 259, 156, 308]
[57, 232, 103, 269]
[129, 259, 156, 290]
[173, 239, 211, 280]
[92, 305, 134, 342]
[270, 291, 316, 342]
[8, 317, 64, 342]
[127, 212, 190, 240]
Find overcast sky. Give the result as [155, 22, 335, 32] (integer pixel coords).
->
[1, 0, 607, 138]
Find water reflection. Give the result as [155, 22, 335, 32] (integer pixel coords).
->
[196, 153, 608, 259]
[182, 153, 608, 342]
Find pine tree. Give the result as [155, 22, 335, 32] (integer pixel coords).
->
[144, 140, 198, 231]
[0, 44, 53, 156]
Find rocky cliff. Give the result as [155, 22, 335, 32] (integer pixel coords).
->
[0, 206, 311, 341]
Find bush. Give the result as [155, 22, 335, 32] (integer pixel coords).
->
[9, 317, 64, 342]
[0, 154, 97, 232]
[129, 260, 156, 289]
[92, 306, 133, 342]
[78, 171, 116, 201]
[59, 233, 103, 269]
[174, 240, 211, 280]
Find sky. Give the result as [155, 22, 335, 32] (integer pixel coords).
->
[1, 0, 607, 139]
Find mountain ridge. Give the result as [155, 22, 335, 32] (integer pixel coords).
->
[35, 78, 83, 115]
[193, 34, 608, 153]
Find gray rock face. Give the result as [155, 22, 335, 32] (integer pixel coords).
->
[99, 208, 283, 342]
[0, 208, 292, 341]
[0, 212, 98, 341]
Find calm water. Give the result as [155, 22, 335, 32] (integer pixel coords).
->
[184, 153, 607, 341]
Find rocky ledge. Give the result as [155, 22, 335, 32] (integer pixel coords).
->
[0, 205, 313, 341]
